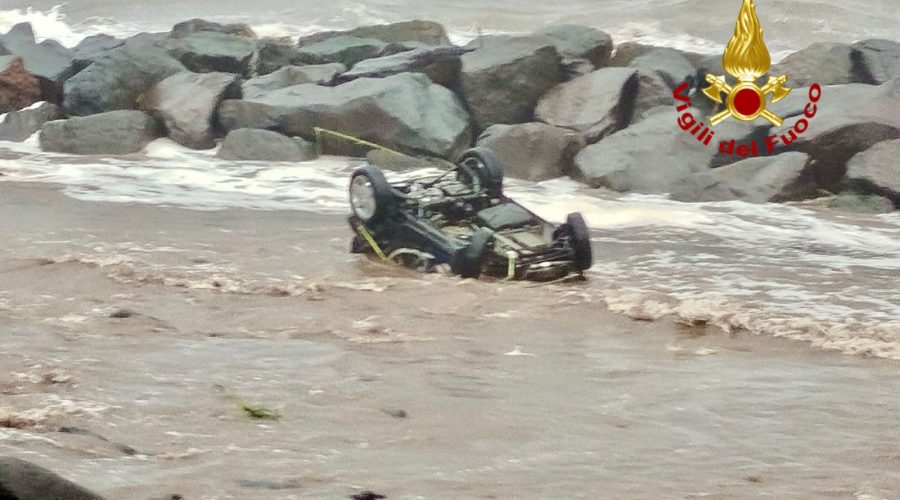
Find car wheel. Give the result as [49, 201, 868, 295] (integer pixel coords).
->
[350, 165, 394, 223]
[456, 228, 492, 279]
[459, 148, 504, 197]
[566, 212, 593, 271]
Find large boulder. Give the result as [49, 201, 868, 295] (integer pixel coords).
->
[671, 152, 811, 203]
[168, 32, 255, 76]
[243, 64, 344, 98]
[72, 34, 124, 67]
[0, 23, 78, 103]
[0, 23, 35, 50]
[40, 110, 160, 155]
[296, 20, 450, 48]
[217, 128, 317, 161]
[850, 39, 900, 85]
[63, 37, 186, 116]
[633, 71, 672, 120]
[256, 38, 310, 76]
[461, 35, 563, 130]
[476, 122, 585, 181]
[296, 36, 391, 68]
[218, 73, 472, 158]
[628, 48, 695, 89]
[535, 67, 640, 143]
[0, 101, 59, 141]
[609, 42, 657, 67]
[532, 25, 613, 69]
[0, 457, 105, 500]
[170, 18, 256, 39]
[0, 56, 41, 113]
[771, 42, 854, 86]
[845, 139, 900, 206]
[336, 46, 466, 87]
[143, 72, 241, 149]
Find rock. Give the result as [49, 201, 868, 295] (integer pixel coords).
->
[633, 71, 672, 120]
[476, 122, 585, 181]
[0, 24, 78, 103]
[0, 101, 59, 141]
[771, 42, 854, 86]
[850, 39, 900, 85]
[63, 37, 186, 116]
[296, 20, 450, 48]
[256, 38, 311, 76]
[535, 67, 640, 142]
[143, 72, 241, 149]
[0, 23, 36, 50]
[672, 152, 811, 203]
[609, 42, 657, 67]
[0, 56, 41, 113]
[845, 139, 900, 205]
[217, 128, 317, 161]
[573, 107, 759, 193]
[219, 73, 471, 158]
[40, 110, 160, 155]
[170, 18, 256, 39]
[243, 64, 344, 98]
[461, 35, 563, 130]
[296, 36, 390, 68]
[336, 46, 466, 87]
[0, 457, 105, 500]
[72, 34, 124, 66]
[532, 25, 613, 69]
[168, 32, 255, 76]
[628, 48, 695, 89]
[826, 193, 895, 213]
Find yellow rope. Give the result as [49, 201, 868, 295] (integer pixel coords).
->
[355, 224, 388, 261]
[314, 127, 406, 156]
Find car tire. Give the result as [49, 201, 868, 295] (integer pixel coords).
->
[349, 165, 394, 223]
[456, 228, 492, 279]
[566, 212, 593, 271]
[459, 148, 504, 197]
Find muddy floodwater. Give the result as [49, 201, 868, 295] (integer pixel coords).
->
[1, 183, 898, 499]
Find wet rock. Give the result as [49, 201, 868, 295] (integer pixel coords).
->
[672, 152, 811, 203]
[0, 56, 41, 113]
[850, 39, 900, 85]
[170, 18, 256, 39]
[143, 72, 241, 149]
[609, 42, 657, 67]
[168, 32, 255, 76]
[461, 35, 563, 130]
[532, 24, 613, 69]
[297, 20, 450, 48]
[771, 42, 854, 86]
[256, 39, 314, 76]
[535, 67, 640, 143]
[72, 34, 124, 66]
[628, 47, 696, 89]
[826, 193, 895, 214]
[337, 46, 466, 87]
[297, 36, 391, 68]
[63, 37, 186, 116]
[0, 22, 36, 50]
[0, 101, 59, 142]
[632, 71, 672, 120]
[0, 457, 106, 500]
[243, 64, 345, 98]
[217, 128, 317, 162]
[476, 122, 585, 181]
[845, 138, 900, 206]
[219, 73, 471, 158]
[0, 24, 78, 104]
[40, 110, 160, 155]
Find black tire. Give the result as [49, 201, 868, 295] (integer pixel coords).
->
[349, 165, 394, 223]
[566, 212, 593, 271]
[456, 228, 492, 279]
[459, 147, 504, 197]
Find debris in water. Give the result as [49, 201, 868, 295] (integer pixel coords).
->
[234, 398, 281, 421]
[381, 408, 408, 419]
[504, 345, 536, 357]
[109, 308, 135, 318]
[351, 492, 387, 500]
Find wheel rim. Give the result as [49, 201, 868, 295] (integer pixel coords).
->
[350, 175, 377, 221]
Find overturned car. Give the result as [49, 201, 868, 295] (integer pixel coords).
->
[347, 148, 593, 281]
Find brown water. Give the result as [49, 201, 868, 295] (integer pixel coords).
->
[2, 183, 899, 499]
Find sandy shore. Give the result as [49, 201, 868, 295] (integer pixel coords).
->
[1, 182, 898, 499]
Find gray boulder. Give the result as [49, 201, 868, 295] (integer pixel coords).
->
[535, 67, 640, 143]
[672, 152, 811, 203]
[771, 42, 854, 86]
[845, 138, 900, 206]
[218, 128, 317, 161]
[825, 193, 895, 214]
[170, 18, 256, 39]
[0, 457, 105, 500]
[72, 34, 124, 66]
[461, 35, 563, 130]
[476, 122, 585, 181]
[243, 64, 344, 98]
[40, 110, 160, 155]
[336, 46, 466, 87]
[168, 32, 255, 76]
[143, 72, 241, 149]
[532, 25, 613, 69]
[218, 73, 472, 158]
[296, 36, 391, 68]
[628, 48, 695, 89]
[0, 23, 78, 103]
[609, 42, 657, 67]
[296, 20, 450, 48]
[63, 37, 186, 116]
[850, 39, 900, 85]
[633, 71, 672, 120]
[0, 101, 58, 141]
[0, 56, 41, 113]
[256, 38, 311, 76]
[0, 23, 35, 50]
